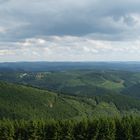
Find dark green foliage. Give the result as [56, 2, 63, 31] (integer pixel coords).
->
[96, 93, 140, 111]
[0, 82, 123, 120]
[1, 81, 140, 120]
[73, 120, 88, 139]
[57, 120, 74, 140]
[0, 117, 139, 140]
[96, 119, 115, 140]
[132, 117, 140, 140]
[0, 120, 15, 140]
[0, 82, 80, 120]
[122, 83, 140, 98]
[115, 117, 133, 140]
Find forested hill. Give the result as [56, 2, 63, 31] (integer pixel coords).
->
[1, 82, 140, 120]
[1, 70, 140, 98]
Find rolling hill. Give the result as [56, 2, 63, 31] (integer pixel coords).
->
[0, 82, 140, 120]
[1, 70, 140, 98]
[0, 82, 118, 120]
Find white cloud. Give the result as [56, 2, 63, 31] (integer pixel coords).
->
[0, 49, 15, 56]
[1, 36, 140, 61]
[0, 26, 7, 33]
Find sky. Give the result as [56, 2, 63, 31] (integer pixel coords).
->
[1, 0, 140, 62]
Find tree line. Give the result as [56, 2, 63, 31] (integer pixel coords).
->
[0, 116, 140, 140]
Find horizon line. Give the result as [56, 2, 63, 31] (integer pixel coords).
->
[1, 60, 140, 63]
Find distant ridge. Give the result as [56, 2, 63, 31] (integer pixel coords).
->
[1, 61, 140, 72]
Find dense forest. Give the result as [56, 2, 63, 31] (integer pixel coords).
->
[0, 117, 140, 140]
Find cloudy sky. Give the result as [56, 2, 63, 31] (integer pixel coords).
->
[1, 0, 140, 62]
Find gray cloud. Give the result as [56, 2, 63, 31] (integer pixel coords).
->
[0, 0, 140, 41]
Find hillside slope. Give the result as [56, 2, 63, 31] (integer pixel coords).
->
[0, 82, 140, 120]
[0, 82, 75, 119]
[0, 82, 120, 120]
